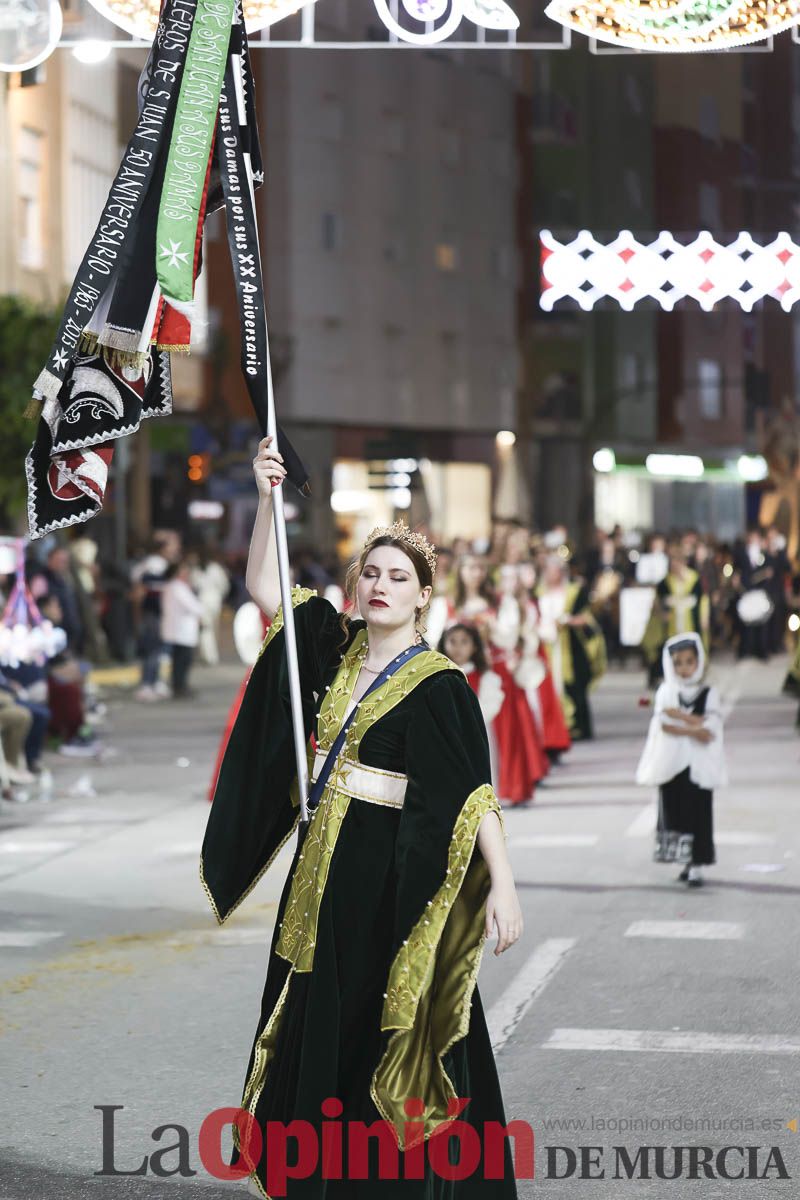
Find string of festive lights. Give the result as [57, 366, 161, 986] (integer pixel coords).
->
[540, 229, 800, 312]
[83, 0, 519, 44]
[544, 0, 800, 51]
[84, 0, 315, 38]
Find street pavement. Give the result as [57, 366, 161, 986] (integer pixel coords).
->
[1, 652, 799, 1198]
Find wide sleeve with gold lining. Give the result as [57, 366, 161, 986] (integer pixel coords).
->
[200, 588, 344, 925]
[370, 670, 504, 1145]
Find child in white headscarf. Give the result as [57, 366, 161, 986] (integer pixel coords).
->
[636, 632, 727, 887]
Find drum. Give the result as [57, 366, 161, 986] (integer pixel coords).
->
[736, 588, 774, 627]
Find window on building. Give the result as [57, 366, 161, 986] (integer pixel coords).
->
[492, 245, 513, 282]
[624, 168, 643, 211]
[625, 74, 643, 116]
[435, 243, 458, 272]
[381, 110, 406, 155]
[18, 127, 44, 270]
[699, 182, 722, 230]
[699, 95, 721, 144]
[698, 359, 723, 420]
[321, 212, 342, 251]
[440, 127, 462, 168]
[319, 95, 343, 142]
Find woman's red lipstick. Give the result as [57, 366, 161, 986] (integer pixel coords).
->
[369, 599, 389, 607]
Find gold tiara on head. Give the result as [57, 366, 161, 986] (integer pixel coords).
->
[363, 520, 438, 578]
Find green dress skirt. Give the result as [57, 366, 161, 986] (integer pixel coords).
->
[201, 589, 520, 1199]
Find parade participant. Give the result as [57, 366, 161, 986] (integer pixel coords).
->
[636, 633, 725, 887]
[439, 622, 505, 791]
[733, 530, 773, 660]
[642, 547, 708, 684]
[449, 558, 547, 804]
[488, 565, 549, 802]
[201, 437, 522, 1198]
[537, 556, 606, 741]
[517, 563, 571, 763]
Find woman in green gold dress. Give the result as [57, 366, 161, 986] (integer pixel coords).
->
[201, 437, 524, 1198]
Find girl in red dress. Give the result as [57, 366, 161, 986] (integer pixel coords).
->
[448, 555, 548, 806]
[439, 622, 505, 789]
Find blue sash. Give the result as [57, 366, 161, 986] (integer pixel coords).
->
[306, 642, 427, 816]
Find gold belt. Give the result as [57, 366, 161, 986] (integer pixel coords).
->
[311, 748, 407, 809]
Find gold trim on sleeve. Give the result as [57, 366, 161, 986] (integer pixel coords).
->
[255, 586, 318, 662]
[370, 783, 503, 1147]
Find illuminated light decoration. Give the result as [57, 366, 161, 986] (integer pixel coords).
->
[85, 0, 519, 44]
[462, 0, 520, 29]
[84, 0, 319, 40]
[736, 454, 769, 481]
[72, 39, 112, 63]
[544, 0, 800, 50]
[540, 230, 800, 313]
[646, 454, 705, 478]
[402, 0, 450, 19]
[0, 0, 62, 73]
[496, 429, 517, 447]
[373, 0, 518, 44]
[593, 447, 616, 473]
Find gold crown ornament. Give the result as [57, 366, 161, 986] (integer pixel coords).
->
[364, 521, 438, 579]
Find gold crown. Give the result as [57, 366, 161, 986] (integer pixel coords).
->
[364, 521, 438, 578]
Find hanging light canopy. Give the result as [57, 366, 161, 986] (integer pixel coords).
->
[544, 0, 800, 50]
[84, 0, 318, 40]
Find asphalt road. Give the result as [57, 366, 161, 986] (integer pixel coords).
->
[1, 652, 799, 1199]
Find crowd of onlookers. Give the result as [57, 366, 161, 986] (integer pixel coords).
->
[2, 516, 797, 795]
[0, 530, 237, 791]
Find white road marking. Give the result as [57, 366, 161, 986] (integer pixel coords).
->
[0, 841, 76, 854]
[624, 920, 743, 940]
[487, 938, 576, 1053]
[543, 1028, 800, 1055]
[0, 931, 63, 947]
[715, 832, 776, 846]
[159, 842, 201, 857]
[625, 805, 654, 838]
[510, 835, 599, 848]
[742, 863, 786, 873]
[625, 809, 776, 848]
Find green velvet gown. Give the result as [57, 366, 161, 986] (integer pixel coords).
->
[201, 589, 519, 1199]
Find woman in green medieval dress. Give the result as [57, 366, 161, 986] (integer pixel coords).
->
[201, 437, 524, 1198]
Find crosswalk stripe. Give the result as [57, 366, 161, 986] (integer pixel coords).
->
[625, 920, 743, 940]
[0, 931, 63, 947]
[715, 832, 776, 846]
[625, 805, 654, 838]
[487, 938, 576, 1054]
[509, 835, 599, 848]
[543, 1028, 800, 1054]
[0, 841, 76, 854]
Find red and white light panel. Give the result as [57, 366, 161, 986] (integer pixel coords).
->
[540, 229, 800, 312]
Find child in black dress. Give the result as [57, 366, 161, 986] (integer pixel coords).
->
[636, 632, 726, 888]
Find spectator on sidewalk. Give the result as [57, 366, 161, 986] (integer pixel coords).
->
[0, 689, 34, 784]
[161, 560, 203, 699]
[0, 664, 50, 773]
[131, 537, 173, 702]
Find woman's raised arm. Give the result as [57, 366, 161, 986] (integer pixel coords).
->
[245, 436, 286, 619]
